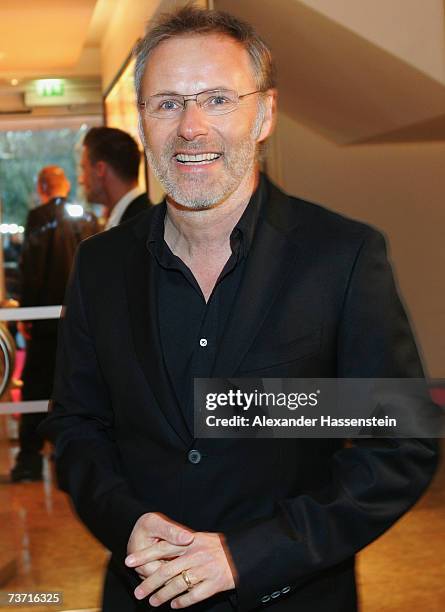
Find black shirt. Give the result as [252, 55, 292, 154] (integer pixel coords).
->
[147, 177, 264, 430]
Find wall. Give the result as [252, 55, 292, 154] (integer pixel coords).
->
[297, 0, 445, 84]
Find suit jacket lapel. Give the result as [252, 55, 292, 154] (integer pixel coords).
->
[213, 180, 301, 377]
[125, 211, 191, 446]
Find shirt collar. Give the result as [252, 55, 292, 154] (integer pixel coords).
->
[105, 185, 144, 230]
[231, 173, 265, 257]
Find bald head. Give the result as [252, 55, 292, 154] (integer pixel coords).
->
[37, 166, 70, 203]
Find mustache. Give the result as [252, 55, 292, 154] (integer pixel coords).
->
[165, 138, 225, 156]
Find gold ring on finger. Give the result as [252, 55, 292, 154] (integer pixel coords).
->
[181, 570, 193, 591]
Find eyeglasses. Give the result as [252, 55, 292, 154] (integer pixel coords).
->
[138, 88, 263, 118]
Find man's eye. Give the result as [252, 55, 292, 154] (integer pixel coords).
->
[207, 95, 230, 106]
[159, 99, 181, 111]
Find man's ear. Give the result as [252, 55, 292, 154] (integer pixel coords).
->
[94, 160, 107, 179]
[257, 88, 278, 143]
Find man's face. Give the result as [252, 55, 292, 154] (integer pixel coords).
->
[139, 34, 274, 209]
[79, 146, 104, 204]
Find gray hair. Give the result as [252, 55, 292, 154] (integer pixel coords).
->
[134, 3, 276, 101]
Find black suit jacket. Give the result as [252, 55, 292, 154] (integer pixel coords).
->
[20, 198, 98, 397]
[119, 192, 150, 224]
[20, 197, 99, 309]
[40, 177, 438, 612]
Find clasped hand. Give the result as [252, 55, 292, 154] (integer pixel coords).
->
[125, 512, 236, 608]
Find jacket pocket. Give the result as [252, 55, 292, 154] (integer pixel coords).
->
[238, 328, 321, 373]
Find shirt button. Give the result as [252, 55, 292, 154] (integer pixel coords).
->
[260, 595, 270, 604]
[187, 449, 202, 464]
[199, 338, 208, 347]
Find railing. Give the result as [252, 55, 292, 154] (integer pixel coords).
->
[0, 306, 61, 414]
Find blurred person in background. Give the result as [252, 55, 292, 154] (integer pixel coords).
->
[79, 127, 150, 229]
[10, 165, 99, 482]
[3, 232, 23, 301]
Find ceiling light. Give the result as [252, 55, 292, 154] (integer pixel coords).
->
[11, 78, 19, 86]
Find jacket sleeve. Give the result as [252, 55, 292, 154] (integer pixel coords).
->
[38, 245, 148, 561]
[224, 228, 439, 611]
[20, 208, 49, 307]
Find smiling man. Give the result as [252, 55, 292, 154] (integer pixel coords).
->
[40, 5, 437, 612]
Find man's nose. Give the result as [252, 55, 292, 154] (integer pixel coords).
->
[176, 101, 209, 141]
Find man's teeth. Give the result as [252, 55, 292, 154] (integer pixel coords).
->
[176, 152, 221, 164]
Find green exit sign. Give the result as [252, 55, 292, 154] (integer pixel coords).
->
[35, 79, 65, 97]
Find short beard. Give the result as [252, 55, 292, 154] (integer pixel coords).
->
[140, 105, 265, 210]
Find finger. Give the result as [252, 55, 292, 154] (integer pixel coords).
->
[148, 568, 204, 608]
[134, 555, 201, 600]
[135, 559, 165, 580]
[146, 514, 194, 546]
[148, 573, 190, 607]
[171, 580, 215, 609]
[127, 535, 159, 558]
[126, 540, 187, 567]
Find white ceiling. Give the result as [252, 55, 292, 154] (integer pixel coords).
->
[0, 0, 97, 72]
[0, 0, 117, 90]
[0, 0, 121, 120]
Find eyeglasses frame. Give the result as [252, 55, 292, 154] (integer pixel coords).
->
[137, 88, 264, 118]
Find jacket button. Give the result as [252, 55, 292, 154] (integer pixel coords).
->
[281, 586, 290, 594]
[271, 591, 281, 599]
[260, 595, 270, 603]
[188, 449, 202, 464]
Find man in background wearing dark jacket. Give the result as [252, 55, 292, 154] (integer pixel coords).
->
[80, 127, 150, 228]
[11, 165, 98, 482]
